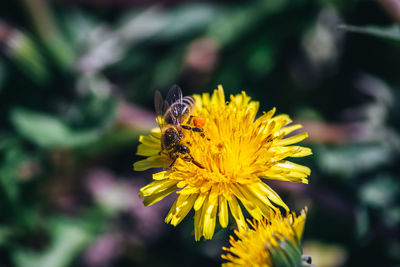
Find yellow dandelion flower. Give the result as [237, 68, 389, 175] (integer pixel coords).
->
[221, 208, 307, 267]
[134, 85, 312, 240]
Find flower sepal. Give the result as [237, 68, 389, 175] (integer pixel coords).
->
[267, 236, 302, 267]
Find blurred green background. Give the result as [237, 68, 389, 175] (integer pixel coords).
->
[0, 0, 400, 266]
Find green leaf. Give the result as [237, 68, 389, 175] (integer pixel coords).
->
[11, 108, 102, 148]
[151, 50, 183, 89]
[359, 174, 400, 208]
[74, 76, 117, 129]
[13, 217, 95, 267]
[338, 24, 400, 43]
[0, 140, 30, 203]
[152, 4, 218, 41]
[246, 40, 276, 77]
[315, 144, 392, 178]
[207, 0, 288, 46]
[21, 0, 74, 70]
[0, 156, 20, 202]
[6, 31, 48, 84]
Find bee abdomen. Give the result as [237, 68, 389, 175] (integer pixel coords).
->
[164, 96, 194, 125]
[162, 127, 181, 150]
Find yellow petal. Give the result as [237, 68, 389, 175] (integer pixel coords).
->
[277, 124, 303, 136]
[275, 160, 311, 176]
[216, 85, 226, 105]
[150, 127, 161, 138]
[139, 179, 178, 197]
[257, 108, 276, 123]
[133, 155, 165, 171]
[165, 200, 178, 224]
[208, 183, 219, 206]
[256, 182, 289, 212]
[194, 193, 207, 211]
[292, 208, 307, 240]
[240, 183, 277, 216]
[152, 171, 169, 180]
[137, 144, 160, 157]
[230, 184, 262, 220]
[275, 132, 308, 147]
[197, 194, 209, 239]
[194, 208, 202, 241]
[227, 196, 246, 230]
[138, 134, 160, 147]
[143, 183, 178, 206]
[203, 197, 218, 240]
[218, 195, 229, 228]
[171, 193, 197, 226]
[291, 146, 313, 157]
[271, 114, 292, 126]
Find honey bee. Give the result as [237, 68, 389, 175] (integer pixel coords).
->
[155, 85, 205, 169]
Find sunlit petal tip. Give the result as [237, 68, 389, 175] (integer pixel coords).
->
[152, 171, 169, 180]
[292, 147, 313, 157]
[133, 157, 164, 171]
[133, 161, 145, 171]
[194, 194, 207, 211]
[302, 206, 308, 213]
[304, 166, 311, 175]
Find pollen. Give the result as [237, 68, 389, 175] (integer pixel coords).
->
[193, 116, 206, 128]
[134, 85, 312, 241]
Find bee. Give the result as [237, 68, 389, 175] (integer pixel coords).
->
[155, 85, 205, 169]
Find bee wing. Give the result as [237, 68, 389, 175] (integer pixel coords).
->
[165, 84, 183, 106]
[154, 90, 164, 117]
[154, 90, 168, 127]
[158, 85, 194, 126]
[165, 85, 183, 125]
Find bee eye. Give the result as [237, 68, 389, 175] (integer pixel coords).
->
[181, 145, 189, 153]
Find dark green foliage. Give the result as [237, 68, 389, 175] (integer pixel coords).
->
[0, 0, 399, 266]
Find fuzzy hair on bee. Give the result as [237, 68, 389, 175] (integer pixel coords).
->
[154, 85, 205, 169]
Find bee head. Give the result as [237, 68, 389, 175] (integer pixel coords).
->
[177, 145, 190, 154]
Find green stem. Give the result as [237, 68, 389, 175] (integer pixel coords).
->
[20, 0, 74, 70]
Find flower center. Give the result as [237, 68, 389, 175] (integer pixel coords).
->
[173, 103, 268, 185]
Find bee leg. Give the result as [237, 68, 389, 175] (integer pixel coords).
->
[181, 125, 193, 130]
[182, 125, 202, 132]
[169, 157, 177, 168]
[187, 115, 195, 124]
[182, 125, 203, 133]
[187, 154, 204, 169]
[182, 125, 210, 140]
[196, 130, 210, 140]
[192, 160, 204, 169]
